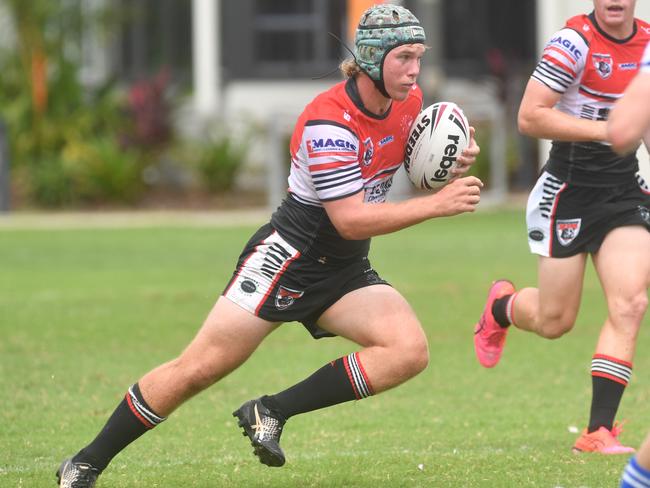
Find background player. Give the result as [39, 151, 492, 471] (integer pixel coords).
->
[473, 0, 650, 454]
[56, 5, 483, 487]
[610, 38, 650, 488]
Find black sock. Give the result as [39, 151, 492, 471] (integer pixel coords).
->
[492, 294, 513, 328]
[588, 355, 631, 433]
[73, 383, 166, 471]
[264, 353, 373, 420]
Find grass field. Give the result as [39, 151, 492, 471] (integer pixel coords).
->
[2, 207, 649, 487]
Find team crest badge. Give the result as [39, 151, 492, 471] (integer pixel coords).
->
[556, 218, 581, 246]
[592, 53, 613, 79]
[638, 206, 650, 225]
[275, 286, 304, 310]
[362, 137, 374, 166]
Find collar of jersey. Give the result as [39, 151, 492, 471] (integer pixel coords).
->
[345, 77, 393, 120]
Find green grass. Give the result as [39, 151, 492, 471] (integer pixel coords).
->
[2, 208, 649, 487]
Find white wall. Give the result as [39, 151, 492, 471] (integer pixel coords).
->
[536, 0, 650, 179]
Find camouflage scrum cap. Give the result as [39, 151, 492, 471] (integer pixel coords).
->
[354, 4, 426, 82]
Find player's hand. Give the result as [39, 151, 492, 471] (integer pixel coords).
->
[452, 127, 480, 176]
[432, 175, 483, 216]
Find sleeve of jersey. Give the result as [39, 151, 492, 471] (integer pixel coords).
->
[300, 121, 363, 202]
[531, 28, 587, 93]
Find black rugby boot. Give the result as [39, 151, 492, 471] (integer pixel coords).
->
[233, 397, 286, 467]
[56, 458, 99, 488]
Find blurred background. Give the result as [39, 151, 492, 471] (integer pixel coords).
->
[0, 0, 648, 213]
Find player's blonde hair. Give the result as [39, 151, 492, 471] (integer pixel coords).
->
[339, 58, 362, 78]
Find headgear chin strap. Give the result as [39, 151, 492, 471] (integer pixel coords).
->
[354, 4, 426, 98]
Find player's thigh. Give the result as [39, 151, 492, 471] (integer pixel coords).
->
[537, 253, 587, 322]
[593, 225, 650, 303]
[316, 284, 426, 348]
[181, 296, 280, 370]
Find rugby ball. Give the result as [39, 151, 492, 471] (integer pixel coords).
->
[404, 102, 470, 190]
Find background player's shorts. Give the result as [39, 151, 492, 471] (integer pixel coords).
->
[223, 223, 389, 339]
[526, 171, 650, 258]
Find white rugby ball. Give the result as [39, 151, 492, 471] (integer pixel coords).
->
[404, 102, 470, 190]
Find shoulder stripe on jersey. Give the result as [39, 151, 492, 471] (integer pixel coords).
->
[533, 66, 570, 90]
[305, 119, 359, 140]
[546, 46, 578, 68]
[319, 187, 363, 202]
[531, 74, 565, 94]
[315, 173, 362, 192]
[538, 60, 574, 84]
[307, 151, 358, 161]
[310, 160, 357, 172]
[312, 165, 361, 184]
[542, 53, 576, 78]
[288, 191, 321, 207]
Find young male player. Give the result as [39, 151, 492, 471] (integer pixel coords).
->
[609, 39, 650, 487]
[56, 5, 482, 486]
[473, 0, 650, 454]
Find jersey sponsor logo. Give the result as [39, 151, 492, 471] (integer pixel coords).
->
[378, 135, 394, 147]
[362, 137, 374, 166]
[592, 53, 613, 79]
[343, 111, 351, 122]
[275, 286, 304, 310]
[556, 218, 581, 247]
[528, 229, 545, 242]
[364, 176, 393, 203]
[618, 62, 637, 71]
[549, 35, 583, 60]
[306, 138, 357, 158]
[240, 279, 258, 294]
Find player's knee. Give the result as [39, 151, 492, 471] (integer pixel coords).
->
[537, 313, 575, 339]
[398, 334, 429, 377]
[610, 292, 648, 328]
[174, 358, 220, 394]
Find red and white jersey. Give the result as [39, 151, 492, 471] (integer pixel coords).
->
[532, 13, 650, 186]
[270, 78, 423, 264]
[287, 78, 422, 205]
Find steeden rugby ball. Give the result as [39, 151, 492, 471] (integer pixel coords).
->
[404, 102, 470, 190]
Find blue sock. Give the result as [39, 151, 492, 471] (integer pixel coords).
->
[621, 456, 650, 488]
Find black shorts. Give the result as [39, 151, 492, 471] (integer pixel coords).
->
[526, 171, 650, 257]
[223, 223, 389, 339]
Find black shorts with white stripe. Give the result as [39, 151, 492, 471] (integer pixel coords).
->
[526, 171, 650, 258]
[223, 223, 389, 339]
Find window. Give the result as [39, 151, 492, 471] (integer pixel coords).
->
[442, 0, 536, 77]
[222, 0, 347, 80]
[112, 0, 192, 85]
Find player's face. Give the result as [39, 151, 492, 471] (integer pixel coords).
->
[382, 44, 425, 101]
[593, 0, 636, 31]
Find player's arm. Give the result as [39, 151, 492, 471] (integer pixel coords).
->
[517, 79, 608, 142]
[323, 175, 483, 240]
[608, 72, 650, 154]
